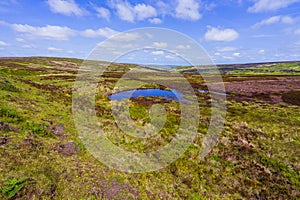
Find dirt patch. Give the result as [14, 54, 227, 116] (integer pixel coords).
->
[0, 121, 19, 132]
[54, 142, 80, 156]
[131, 96, 172, 106]
[93, 179, 139, 199]
[39, 74, 76, 81]
[282, 90, 300, 106]
[22, 138, 43, 150]
[47, 122, 67, 139]
[20, 79, 61, 92]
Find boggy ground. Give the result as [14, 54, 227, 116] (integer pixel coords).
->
[0, 57, 299, 199]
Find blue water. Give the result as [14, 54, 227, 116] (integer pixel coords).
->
[109, 88, 228, 101]
[109, 88, 183, 101]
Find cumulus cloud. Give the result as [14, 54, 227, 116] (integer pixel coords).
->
[149, 18, 162, 24]
[3, 21, 123, 40]
[175, 0, 201, 21]
[134, 3, 157, 20]
[114, 1, 135, 22]
[205, 27, 239, 42]
[112, 1, 157, 22]
[94, 7, 111, 21]
[248, 0, 300, 12]
[253, 15, 294, 28]
[156, 1, 170, 15]
[46, 0, 83, 16]
[11, 24, 77, 40]
[108, 1, 204, 22]
[81, 27, 118, 38]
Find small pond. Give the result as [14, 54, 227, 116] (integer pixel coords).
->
[109, 88, 183, 101]
[109, 88, 228, 101]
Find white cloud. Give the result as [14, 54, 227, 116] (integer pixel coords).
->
[253, 15, 294, 28]
[165, 55, 175, 59]
[153, 42, 168, 48]
[222, 56, 234, 60]
[251, 34, 277, 38]
[156, 1, 170, 15]
[145, 33, 153, 38]
[258, 49, 265, 54]
[248, 0, 300, 12]
[94, 7, 111, 21]
[22, 44, 35, 49]
[112, 1, 157, 22]
[152, 50, 164, 55]
[149, 18, 162, 24]
[176, 45, 191, 50]
[46, 0, 83, 16]
[216, 46, 237, 52]
[110, 32, 140, 41]
[11, 24, 77, 40]
[81, 27, 118, 38]
[134, 4, 157, 20]
[114, 1, 135, 22]
[204, 3, 216, 11]
[0, 41, 9, 46]
[16, 38, 25, 42]
[175, 0, 202, 21]
[255, 16, 281, 26]
[205, 27, 239, 42]
[0, 20, 7, 26]
[281, 16, 294, 24]
[233, 52, 241, 57]
[48, 47, 62, 51]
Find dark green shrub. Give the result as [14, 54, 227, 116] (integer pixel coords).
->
[0, 78, 19, 92]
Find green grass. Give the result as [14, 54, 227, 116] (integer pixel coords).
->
[228, 62, 300, 75]
[0, 107, 24, 123]
[0, 77, 20, 92]
[1, 177, 28, 199]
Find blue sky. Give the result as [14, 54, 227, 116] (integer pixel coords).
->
[0, 0, 300, 64]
